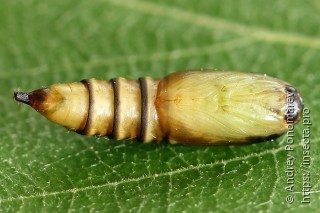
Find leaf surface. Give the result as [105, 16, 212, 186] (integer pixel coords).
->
[0, 0, 319, 212]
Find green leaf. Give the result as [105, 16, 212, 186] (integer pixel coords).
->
[1, 0, 319, 212]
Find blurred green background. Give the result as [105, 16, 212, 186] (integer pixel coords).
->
[0, 0, 319, 212]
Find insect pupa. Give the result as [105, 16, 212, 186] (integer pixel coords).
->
[14, 70, 304, 145]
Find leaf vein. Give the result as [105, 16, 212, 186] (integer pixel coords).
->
[1, 143, 302, 203]
[106, 0, 320, 49]
[1, 37, 252, 79]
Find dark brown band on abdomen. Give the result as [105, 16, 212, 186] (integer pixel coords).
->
[111, 78, 120, 139]
[78, 79, 93, 135]
[139, 77, 148, 142]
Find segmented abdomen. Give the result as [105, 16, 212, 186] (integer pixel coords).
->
[78, 77, 163, 142]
